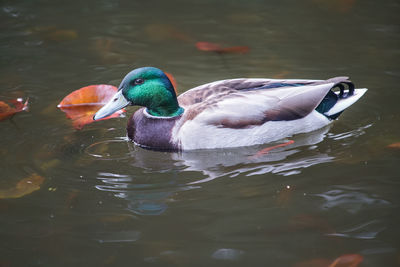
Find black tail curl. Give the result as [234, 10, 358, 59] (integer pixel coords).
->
[316, 80, 355, 120]
[333, 81, 355, 99]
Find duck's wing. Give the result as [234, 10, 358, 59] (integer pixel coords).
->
[177, 77, 350, 128]
[178, 78, 322, 106]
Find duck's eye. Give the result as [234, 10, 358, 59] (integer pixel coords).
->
[133, 78, 144, 85]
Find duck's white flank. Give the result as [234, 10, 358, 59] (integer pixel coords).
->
[174, 110, 330, 150]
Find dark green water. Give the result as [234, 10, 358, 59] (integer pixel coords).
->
[1, 0, 399, 266]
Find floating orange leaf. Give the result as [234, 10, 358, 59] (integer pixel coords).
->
[294, 254, 363, 267]
[387, 142, 400, 149]
[196, 42, 222, 51]
[57, 85, 125, 129]
[329, 254, 363, 267]
[196, 42, 249, 54]
[0, 98, 29, 121]
[0, 173, 45, 199]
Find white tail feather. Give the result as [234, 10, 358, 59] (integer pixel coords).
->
[324, 88, 368, 116]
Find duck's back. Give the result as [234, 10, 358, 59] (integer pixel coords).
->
[172, 77, 366, 150]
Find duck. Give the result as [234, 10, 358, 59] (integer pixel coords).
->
[93, 67, 367, 151]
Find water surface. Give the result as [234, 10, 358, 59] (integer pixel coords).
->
[1, 0, 399, 266]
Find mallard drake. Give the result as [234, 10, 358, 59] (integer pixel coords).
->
[93, 67, 367, 151]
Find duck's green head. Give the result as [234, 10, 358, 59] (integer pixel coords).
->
[94, 67, 183, 120]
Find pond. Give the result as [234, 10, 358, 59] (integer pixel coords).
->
[0, 0, 399, 266]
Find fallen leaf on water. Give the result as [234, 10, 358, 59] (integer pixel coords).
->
[196, 42, 249, 54]
[387, 142, 400, 149]
[57, 85, 125, 129]
[0, 98, 29, 121]
[328, 254, 363, 267]
[0, 173, 45, 199]
[196, 42, 222, 51]
[294, 254, 363, 267]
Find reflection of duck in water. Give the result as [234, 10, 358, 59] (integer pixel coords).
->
[172, 125, 335, 182]
[94, 126, 335, 216]
[94, 67, 367, 151]
[92, 121, 373, 216]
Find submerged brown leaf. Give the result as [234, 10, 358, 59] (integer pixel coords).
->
[328, 254, 363, 267]
[0, 98, 29, 121]
[387, 142, 400, 149]
[196, 42, 249, 54]
[294, 254, 363, 267]
[144, 24, 194, 42]
[45, 29, 78, 41]
[0, 173, 45, 199]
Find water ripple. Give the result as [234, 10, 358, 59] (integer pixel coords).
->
[326, 220, 386, 240]
[328, 124, 372, 141]
[184, 126, 333, 184]
[95, 230, 141, 243]
[96, 171, 196, 215]
[212, 248, 244, 261]
[84, 137, 132, 160]
[90, 123, 374, 214]
[314, 187, 390, 214]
